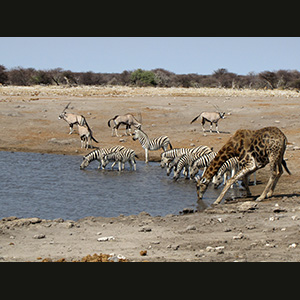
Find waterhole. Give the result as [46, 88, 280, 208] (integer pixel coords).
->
[0, 151, 244, 220]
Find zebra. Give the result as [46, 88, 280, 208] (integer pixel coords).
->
[166, 156, 181, 176]
[212, 157, 257, 189]
[173, 151, 216, 181]
[189, 152, 218, 179]
[160, 145, 212, 168]
[103, 148, 138, 171]
[77, 124, 99, 149]
[132, 128, 172, 163]
[190, 111, 225, 134]
[80, 145, 125, 169]
[212, 157, 239, 189]
[161, 146, 213, 177]
[108, 113, 142, 137]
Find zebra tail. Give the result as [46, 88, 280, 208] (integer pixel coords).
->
[190, 114, 200, 124]
[282, 158, 291, 175]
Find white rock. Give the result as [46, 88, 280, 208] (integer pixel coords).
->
[233, 232, 244, 240]
[289, 243, 297, 249]
[97, 236, 115, 242]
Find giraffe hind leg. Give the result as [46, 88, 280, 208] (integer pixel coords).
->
[267, 161, 283, 198]
[256, 158, 281, 201]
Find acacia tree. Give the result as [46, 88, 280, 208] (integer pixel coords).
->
[258, 71, 278, 89]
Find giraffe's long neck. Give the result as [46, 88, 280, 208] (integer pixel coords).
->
[204, 144, 237, 181]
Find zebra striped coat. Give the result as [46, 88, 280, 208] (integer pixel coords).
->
[211, 157, 257, 188]
[132, 128, 172, 163]
[212, 157, 239, 188]
[173, 151, 216, 181]
[189, 152, 217, 179]
[80, 145, 125, 169]
[160, 145, 212, 168]
[103, 148, 137, 171]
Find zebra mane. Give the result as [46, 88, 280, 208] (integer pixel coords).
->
[136, 128, 148, 138]
[83, 149, 100, 162]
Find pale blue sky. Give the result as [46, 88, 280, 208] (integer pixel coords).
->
[0, 37, 299, 75]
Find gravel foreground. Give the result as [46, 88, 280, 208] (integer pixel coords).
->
[1, 196, 300, 262]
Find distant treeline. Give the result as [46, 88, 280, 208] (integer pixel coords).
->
[1, 64, 300, 90]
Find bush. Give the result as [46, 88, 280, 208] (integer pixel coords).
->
[130, 69, 157, 86]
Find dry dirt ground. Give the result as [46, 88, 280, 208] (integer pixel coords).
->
[1, 85, 300, 262]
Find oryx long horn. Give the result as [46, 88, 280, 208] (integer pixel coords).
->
[138, 112, 142, 124]
[62, 102, 71, 113]
[212, 103, 220, 111]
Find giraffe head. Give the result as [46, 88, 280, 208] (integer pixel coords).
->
[196, 176, 211, 200]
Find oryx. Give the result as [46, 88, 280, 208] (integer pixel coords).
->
[77, 124, 99, 149]
[190, 104, 225, 134]
[58, 102, 88, 134]
[107, 113, 142, 137]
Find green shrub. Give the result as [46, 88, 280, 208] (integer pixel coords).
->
[130, 69, 157, 86]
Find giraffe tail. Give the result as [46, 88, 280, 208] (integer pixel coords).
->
[282, 158, 291, 175]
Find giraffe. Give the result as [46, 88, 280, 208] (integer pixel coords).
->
[196, 127, 291, 205]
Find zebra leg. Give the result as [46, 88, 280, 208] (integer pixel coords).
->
[128, 159, 133, 170]
[210, 122, 213, 133]
[185, 166, 190, 179]
[132, 158, 137, 171]
[111, 161, 117, 169]
[230, 169, 235, 188]
[145, 148, 149, 163]
[97, 160, 102, 169]
[241, 174, 252, 196]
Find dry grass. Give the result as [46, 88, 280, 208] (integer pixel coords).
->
[0, 85, 299, 98]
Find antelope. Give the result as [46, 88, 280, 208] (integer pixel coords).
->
[77, 124, 99, 149]
[108, 113, 142, 137]
[190, 104, 225, 134]
[58, 102, 88, 134]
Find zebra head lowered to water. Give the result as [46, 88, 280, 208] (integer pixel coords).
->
[80, 146, 126, 170]
[132, 128, 172, 163]
[107, 113, 142, 137]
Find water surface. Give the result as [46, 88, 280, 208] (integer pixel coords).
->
[0, 151, 242, 220]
